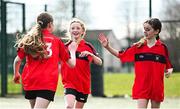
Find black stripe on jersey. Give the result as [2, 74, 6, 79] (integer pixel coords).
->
[85, 42, 99, 56]
[65, 40, 72, 47]
[119, 46, 131, 54]
[135, 53, 166, 64]
[76, 51, 88, 61]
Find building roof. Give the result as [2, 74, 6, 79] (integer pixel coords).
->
[85, 29, 117, 41]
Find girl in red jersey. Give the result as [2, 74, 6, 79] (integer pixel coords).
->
[98, 18, 173, 109]
[13, 12, 77, 109]
[60, 18, 103, 109]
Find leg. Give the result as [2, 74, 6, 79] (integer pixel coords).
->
[64, 94, 76, 109]
[75, 101, 85, 109]
[34, 97, 50, 109]
[151, 100, 161, 109]
[75, 92, 88, 109]
[137, 99, 149, 109]
[29, 99, 36, 109]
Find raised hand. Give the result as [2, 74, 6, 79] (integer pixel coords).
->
[68, 41, 78, 52]
[98, 33, 109, 48]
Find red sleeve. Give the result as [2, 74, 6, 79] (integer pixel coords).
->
[17, 48, 26, 59]
[85, 42, 101, 63]
[118, 45, 136, 63]
[58, 39, 70, 62]
[163, 44, 173, 70]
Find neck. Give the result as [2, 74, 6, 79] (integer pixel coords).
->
[75, 37, 82, 44]
[147, 37, 156, 48]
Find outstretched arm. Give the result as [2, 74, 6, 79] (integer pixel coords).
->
[79, 51, 102, 65]
[98, 33, 119, 58]
[13, 56, 22, 84]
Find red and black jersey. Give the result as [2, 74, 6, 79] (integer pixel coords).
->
[17, 29, 70, 91]
[118, 40, 173, 102]
[60, 39, 100, 94]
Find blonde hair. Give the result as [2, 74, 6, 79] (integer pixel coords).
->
[65, 18, 86, 44]
[15, 12, 53, 59]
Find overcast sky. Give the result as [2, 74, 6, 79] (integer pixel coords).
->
[5, 0, 163, 39]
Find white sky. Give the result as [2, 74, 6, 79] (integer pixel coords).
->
[6, 0, 163, 39]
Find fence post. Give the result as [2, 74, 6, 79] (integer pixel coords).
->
[91, 64, 105, 97]
[1, 0, 8, 97]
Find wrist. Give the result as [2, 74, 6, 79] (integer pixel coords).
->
[105, 43, 110, 49]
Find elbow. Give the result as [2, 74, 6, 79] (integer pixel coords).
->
[69, 62, 76, 68]
[95, 58, 103, 66]
[98, 59, 103, 66]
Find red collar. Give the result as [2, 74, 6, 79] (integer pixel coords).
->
[78, 39, 86, 46]
[144, 39, 162, 46]
[42, 29, 51, 34]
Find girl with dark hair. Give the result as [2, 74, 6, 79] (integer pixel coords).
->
[98, 18, 173, 109]
[13, 12, 77, 109]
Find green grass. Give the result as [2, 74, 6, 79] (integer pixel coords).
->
[1, 73, 180, 97]
[104, 73, 134, 97]
[164, 73, 180, 97]
[104, 72, 180, 97]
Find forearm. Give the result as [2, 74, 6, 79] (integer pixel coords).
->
[13, 56, 22, 75]
[105, 44, 119, 58]
[67, 50, 76, 67]
[90, 54, 102, 65]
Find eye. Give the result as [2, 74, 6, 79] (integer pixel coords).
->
[71, 27, 75, 30]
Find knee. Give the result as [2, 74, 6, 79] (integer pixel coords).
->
[65, 103, 74, 109]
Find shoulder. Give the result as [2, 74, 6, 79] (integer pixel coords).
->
[158, 40, 168, 49]
[65, 40, 72, 47]
[85, 41, 96, 51]
[157, 40, 170, 55]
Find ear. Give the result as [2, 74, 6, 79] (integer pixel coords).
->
[46, 23, 50, 28]
[155, 29, 160, 34]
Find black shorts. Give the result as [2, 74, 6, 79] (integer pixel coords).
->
[64, 88, 88, 103]
[24, 90, 55, 101]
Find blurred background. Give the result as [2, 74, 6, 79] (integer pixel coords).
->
[0, 0, 180, 98]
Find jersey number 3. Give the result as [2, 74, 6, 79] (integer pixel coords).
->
[46, 43, 52, 57]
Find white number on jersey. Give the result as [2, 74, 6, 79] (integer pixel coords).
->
[46, 43, 52, 57]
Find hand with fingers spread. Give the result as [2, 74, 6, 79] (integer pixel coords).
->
[68, 41, 78, 52]
[98, 33, 109, 48]
[79, 51, 92, 57]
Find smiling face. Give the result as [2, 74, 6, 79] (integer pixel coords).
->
[143, 23, 159, 40]
[69, 22, 85, 40]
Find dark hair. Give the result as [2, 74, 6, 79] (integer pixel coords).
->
[144, 18, 162, 40]
[37, 12, 53, 28]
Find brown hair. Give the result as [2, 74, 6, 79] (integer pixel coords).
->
[15, 12, 53, 59]
[144, 18, 162, 40]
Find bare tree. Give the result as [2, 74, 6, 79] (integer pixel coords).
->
[52, 0, 91, 37]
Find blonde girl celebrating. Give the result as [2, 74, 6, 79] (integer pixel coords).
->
[60, 18, 102, 109]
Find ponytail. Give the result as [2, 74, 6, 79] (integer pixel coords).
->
[15, 22, 48, 59]
[156, 34, 160, 40]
